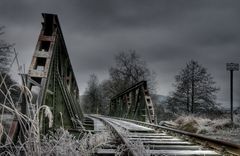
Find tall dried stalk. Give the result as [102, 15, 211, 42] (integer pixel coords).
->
[0, 50, 116, 156]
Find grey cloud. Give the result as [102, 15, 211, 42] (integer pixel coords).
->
[0, 0, 240, 108]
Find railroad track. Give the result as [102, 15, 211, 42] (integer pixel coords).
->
[86, 115, 240, 156]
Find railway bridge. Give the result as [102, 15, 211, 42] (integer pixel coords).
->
[1, 13, 240, 155]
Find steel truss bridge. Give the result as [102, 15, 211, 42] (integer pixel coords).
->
[1, 13, 240, 155]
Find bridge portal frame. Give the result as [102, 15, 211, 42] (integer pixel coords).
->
[7, 14, 84, 143]
[110, 81, 157, 124]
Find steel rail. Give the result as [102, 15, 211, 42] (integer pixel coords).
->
[112, 116, 240, 155]
[89, 115, 143, 156]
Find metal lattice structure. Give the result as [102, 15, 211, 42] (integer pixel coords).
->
[8, 13, 83, 140]
[109, 81, 157, 124]
[29, 13, 83, 131]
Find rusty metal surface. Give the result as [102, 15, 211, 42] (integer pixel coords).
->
[7, 13, 84, 143]
[90, 115, 222, 156]
[90, 115, 141, 156]
[110, 81, 157, 124]
[113, 116, 240, 155]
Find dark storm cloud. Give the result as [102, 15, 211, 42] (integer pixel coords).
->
[0, 0, 240, 108]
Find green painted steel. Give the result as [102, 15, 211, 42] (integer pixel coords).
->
[7, 14, 84, 140]
[28, 13, 84, 133]
[109, 81, 157, 124]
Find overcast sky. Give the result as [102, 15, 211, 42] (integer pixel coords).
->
[0, 0, 239, 108]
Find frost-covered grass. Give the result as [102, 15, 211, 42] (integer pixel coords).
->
[0, 76, 117, 155]
[40, 128, 114, 156]
[171, 115, 240, 144]
[1, 127, 115, 156]
[0, 71, 55, 155]
[0, 55, 114, 155]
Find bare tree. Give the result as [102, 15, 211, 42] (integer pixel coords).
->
[0, 26, 14, 73]
[0, 26, 20, 105]
[99, 79, 113, 114]
[82, 51, 156, 115]
[97, 50, 156, 115]
[109, 50, 156, 94]
[168, 60, 219, 114]
[82, 74, 103, 114]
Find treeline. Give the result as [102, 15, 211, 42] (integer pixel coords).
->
[0, 26, 20, 107]
[81, 51, 156, 115]
[81, 51, 221, 119]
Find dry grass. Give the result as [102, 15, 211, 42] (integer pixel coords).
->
[40, 128, 114, 156]
[172, 115, 240, 144]
[0, 74, 56, 155]
[0, 53, 117, 155]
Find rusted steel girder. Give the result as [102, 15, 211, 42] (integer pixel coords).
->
[7, 13, 83, 142]
[109, 81, 157, 124]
